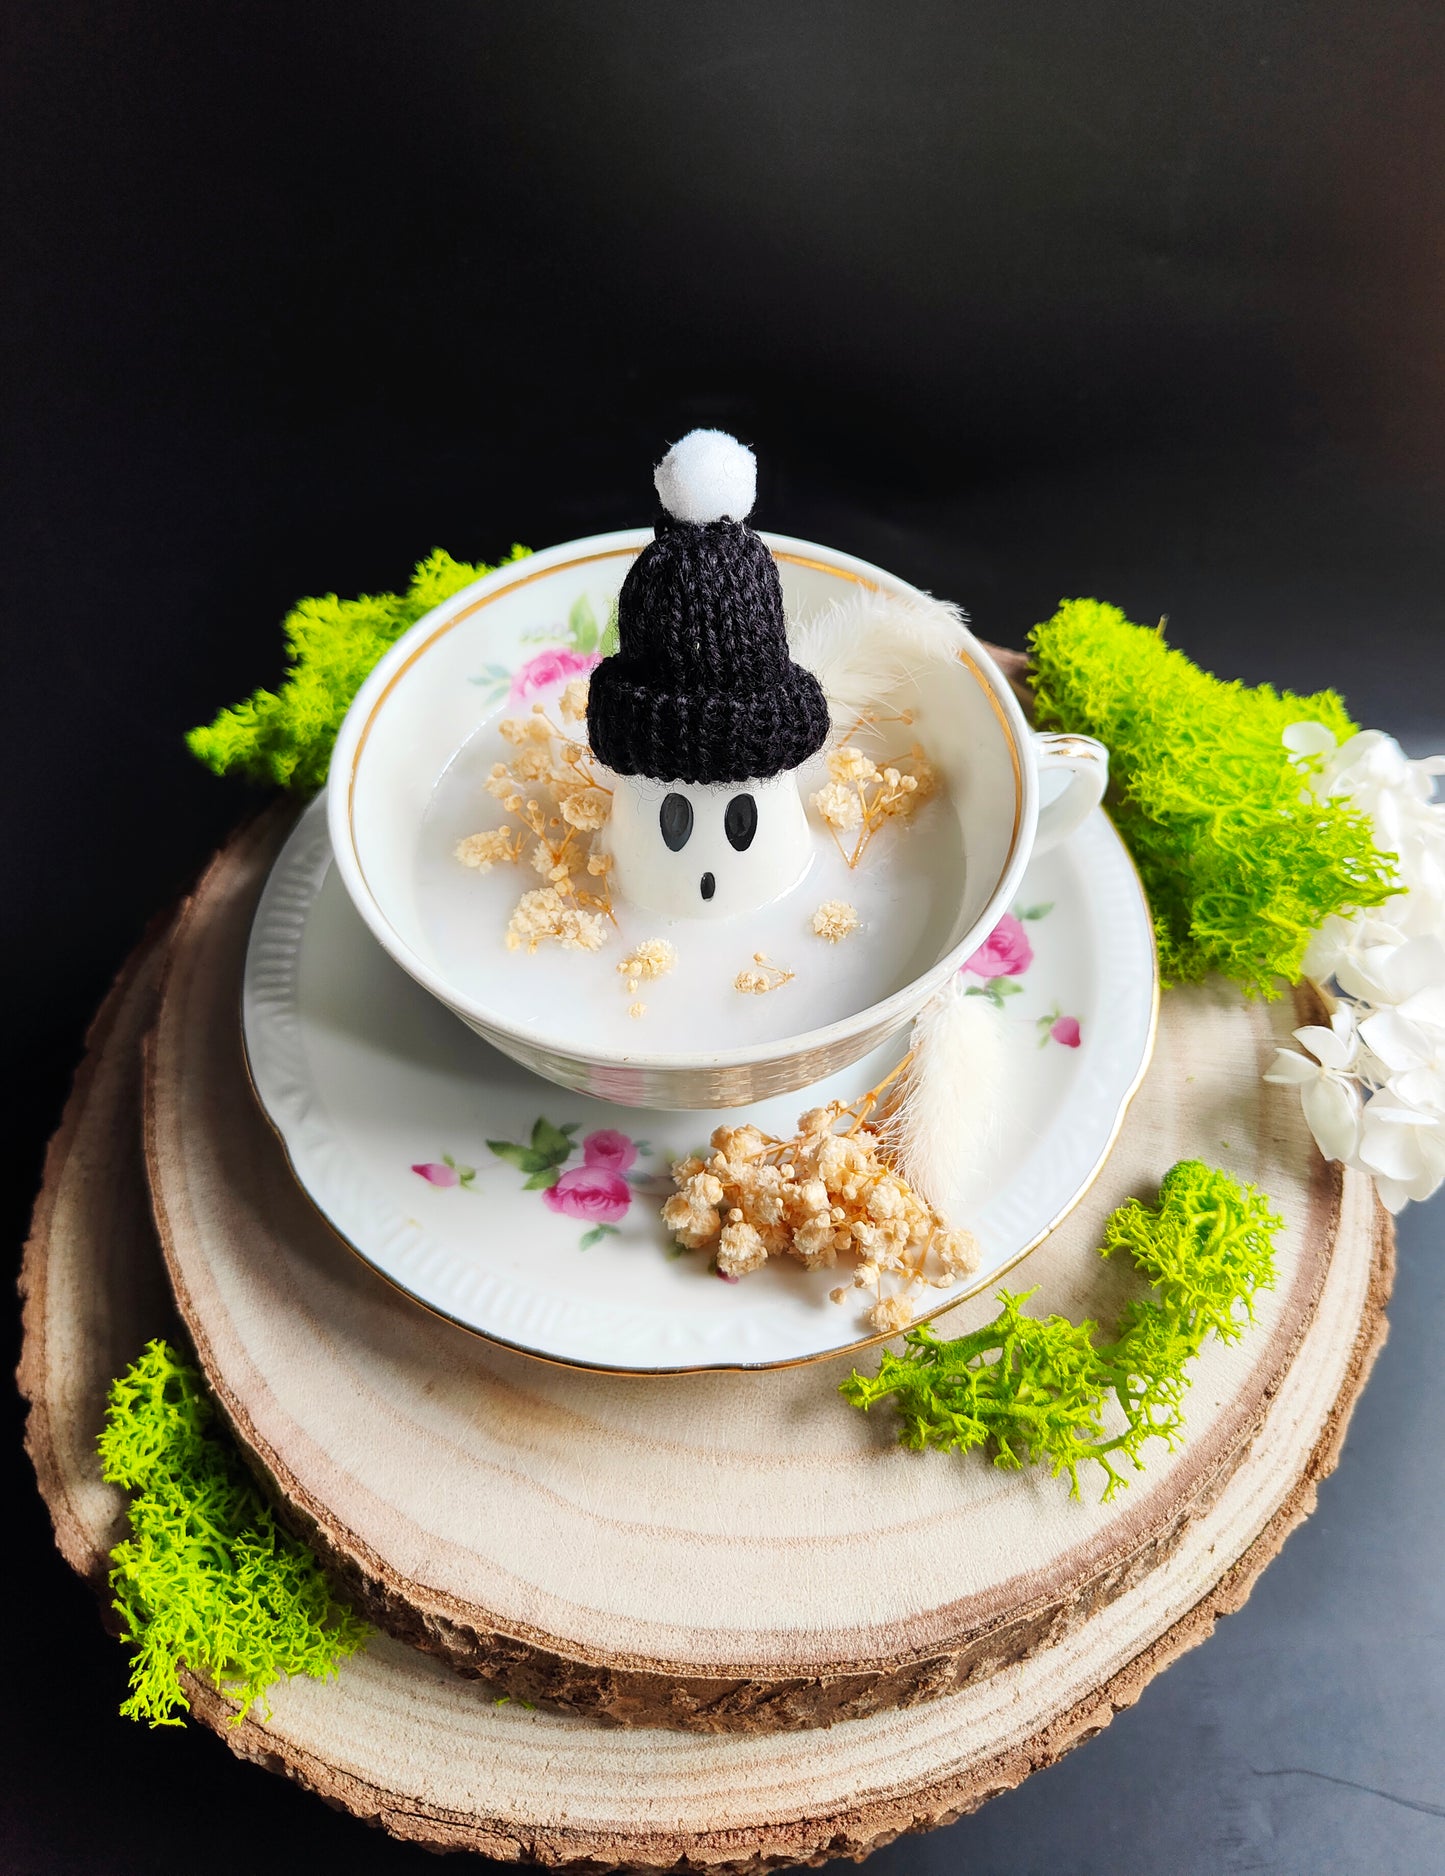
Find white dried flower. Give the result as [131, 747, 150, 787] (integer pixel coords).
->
[827, 745, 879, 785]
[559, 785, 611, 830]
[811, 781, 864, 831]
[455, 828, 515, 872]
[870, 1294, 914, 1335]
[505, 887, 566, 952]
[717, 1220, 768, 1277]
[617, 937, 677, 996]
[499, 714, 552, 746]
[812, 899, 860, 942]
[733, 953, 794, 995]
[559, 675, 591, 722]
[937, 1227, 980, 1275]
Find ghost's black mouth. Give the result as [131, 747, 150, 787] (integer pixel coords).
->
[700, 872, 716, 901]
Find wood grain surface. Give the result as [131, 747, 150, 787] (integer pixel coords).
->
[132, 808, 1377, 1738]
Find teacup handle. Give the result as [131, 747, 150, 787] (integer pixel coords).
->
[1032, 732, 1109, 853]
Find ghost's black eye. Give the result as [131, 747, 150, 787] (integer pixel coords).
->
[725, 793, 758, 852]
[660, 793, 694, 851]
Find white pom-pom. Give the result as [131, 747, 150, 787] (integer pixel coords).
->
[654, 429, 757, 524]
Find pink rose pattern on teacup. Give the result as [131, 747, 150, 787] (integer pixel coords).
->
[471, 591, 609, 708]
[509, 646, 600, 706]
[578, 1127, 637, 1173]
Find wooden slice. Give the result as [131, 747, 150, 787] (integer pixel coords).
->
[18, 917, 186, 1593]
[140, 811, 1391, 1739]
[21, 906, 1394, 1868]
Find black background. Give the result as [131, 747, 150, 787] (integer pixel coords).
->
[5, 4, 1445, 1871]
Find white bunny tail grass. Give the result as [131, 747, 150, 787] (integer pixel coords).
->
[789, 585, 970, 732]
[882, 978, 1007, 1221]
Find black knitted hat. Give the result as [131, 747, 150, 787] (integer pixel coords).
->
[587, 432, 830, 786]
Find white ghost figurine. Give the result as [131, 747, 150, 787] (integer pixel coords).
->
[588, 431, 831, 921]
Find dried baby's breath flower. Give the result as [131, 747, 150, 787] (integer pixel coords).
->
[455, 828, 518, 872]
[505, 886, 568, 953]
[559, 675, 591, 722]
[663, 1054, 972, 1327]
[556, 908, 607, 952]
[559, 786, 611, 830]
[811, 781, 863, 832]
[713, 1124, 768, 1162]
[464, 706, 617, 950]
[870, 1293, 914, 1335]
[511, 743, 553, 783]
[734, 952, 795, 995]
[718, 1219, 768, 1278]
[811, 740, 937, 867]
[530, 838, 576, 882]
[827, 745, 880, 786]
[811, 898, 860, 942]
[906, 744, 937, 798]
[937, 1228, 980, 1276]
[617, 937, 677, 995]
[629, 1001, 647, 1020]
[499, 714, 552, 746]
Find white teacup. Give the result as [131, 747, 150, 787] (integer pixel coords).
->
[327, 530, 1106, 1109]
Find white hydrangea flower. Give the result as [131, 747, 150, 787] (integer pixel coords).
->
[1355, 1098, 1445, 1212]
[1359, 999, 1445, 1115]
[1264, 1009, 1365, 1164]
[1279, 720, 1445, 1210]
[1334, 933, 1445, 1009]
[1290, 723, 1445, 949]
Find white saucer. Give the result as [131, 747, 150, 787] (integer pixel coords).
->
[242, 796, 1157, 1372]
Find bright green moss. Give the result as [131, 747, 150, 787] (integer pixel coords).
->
[99, 1341, 370, 1726]
[1028, 598, 1396, 995]
[187, 545, 531, 791]
[841, 1161, 1281, 1500]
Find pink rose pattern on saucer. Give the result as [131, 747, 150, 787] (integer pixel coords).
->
[963, 901, 1083, 1048]
[410, 1153, 477, 1189]
[478, 1119, 655, 1250]
[963, 909, 1035, 981]
[543, 1162, 631, 1228]
[412, 898, 1084, 1249]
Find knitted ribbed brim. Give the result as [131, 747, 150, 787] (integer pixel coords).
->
[588, 659, 830, 786]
